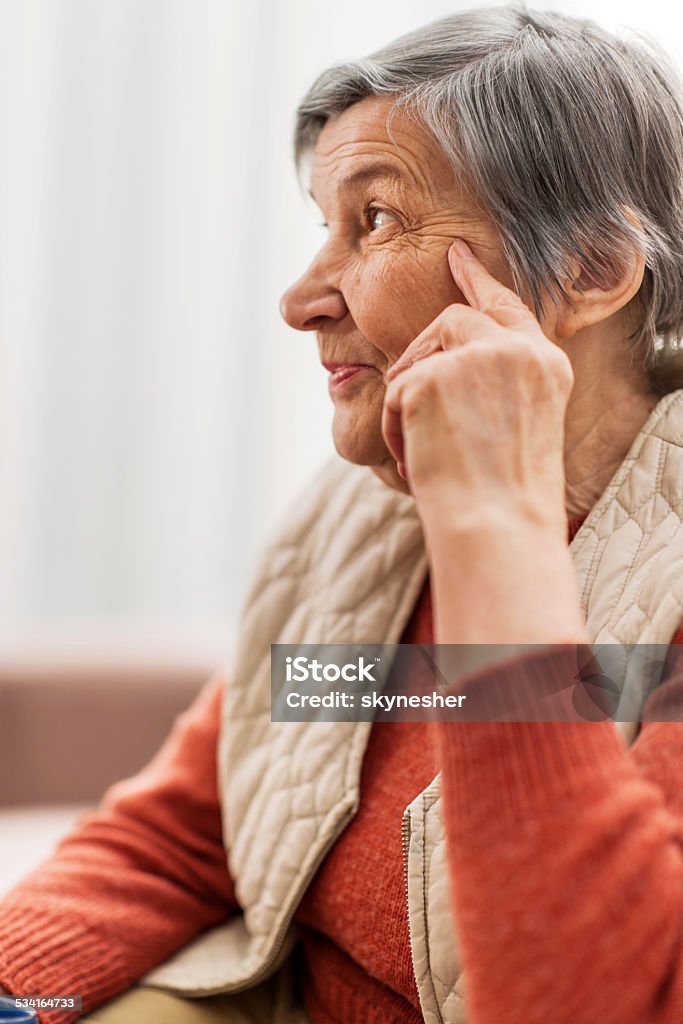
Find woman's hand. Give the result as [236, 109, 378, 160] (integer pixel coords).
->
[382, 239, 574, 540]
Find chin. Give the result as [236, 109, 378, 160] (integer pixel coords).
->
[332, 422, 409, 494]
[331, 415, 388, 467]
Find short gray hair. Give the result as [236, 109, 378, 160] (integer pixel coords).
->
[294, 4, 683, 389]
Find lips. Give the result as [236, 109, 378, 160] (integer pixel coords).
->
[322, 360, 375, 389]
[322, 360, 373, 372]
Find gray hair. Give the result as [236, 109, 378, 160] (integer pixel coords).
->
[294, 4, 683, 390]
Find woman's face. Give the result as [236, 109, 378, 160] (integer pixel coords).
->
[279, 95, 530, 475]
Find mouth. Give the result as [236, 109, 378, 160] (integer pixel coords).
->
[322, 361, 375, 390]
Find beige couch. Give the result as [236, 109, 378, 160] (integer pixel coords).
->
[0, 655, 214, 894]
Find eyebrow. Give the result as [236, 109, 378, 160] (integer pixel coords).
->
[308, 161, 406, 203]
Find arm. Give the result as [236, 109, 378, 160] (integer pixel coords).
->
[425, 513, 683, 1023]
[433, 644, 683, 1024]
[0, 671, 237, 1024]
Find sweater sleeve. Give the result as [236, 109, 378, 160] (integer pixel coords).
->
[434, 631, 683, 1024]
[0, 670, 237, 1024]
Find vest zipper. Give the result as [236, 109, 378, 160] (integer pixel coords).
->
[401, 807, 413, 941]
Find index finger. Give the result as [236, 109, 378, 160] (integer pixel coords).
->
[448, 239, 532, 327]
[386, 330, 442, 383]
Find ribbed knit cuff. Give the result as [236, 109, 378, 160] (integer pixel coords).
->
[433, 645, 634, 823]
[0, 905, 130, 1024]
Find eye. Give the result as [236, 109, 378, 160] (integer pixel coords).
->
[365, 206, 400, 231]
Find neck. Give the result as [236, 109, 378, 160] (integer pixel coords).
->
[563, 374, 658, 519]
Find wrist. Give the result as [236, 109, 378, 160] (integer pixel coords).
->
[426, 512, 588, 646]
[416, 486, 567, 548]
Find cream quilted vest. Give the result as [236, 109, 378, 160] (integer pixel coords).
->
[144, 389, 683, 1023]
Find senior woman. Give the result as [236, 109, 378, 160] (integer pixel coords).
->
[3, 5, 683, 1024]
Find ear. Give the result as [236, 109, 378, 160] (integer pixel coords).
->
[552, 208, 646, 342]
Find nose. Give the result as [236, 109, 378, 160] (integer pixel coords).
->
[279, 263, 348, 331]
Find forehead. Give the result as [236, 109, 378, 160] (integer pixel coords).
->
[309, 95, 455, 201]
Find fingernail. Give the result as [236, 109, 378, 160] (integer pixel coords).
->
[452, 238, 473, 260]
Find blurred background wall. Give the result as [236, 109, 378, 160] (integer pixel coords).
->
[0, 0, 681, 662]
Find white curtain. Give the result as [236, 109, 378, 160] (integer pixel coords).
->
[0, 0, 679, 655]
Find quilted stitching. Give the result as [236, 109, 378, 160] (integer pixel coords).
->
[218, 455, 428, 976]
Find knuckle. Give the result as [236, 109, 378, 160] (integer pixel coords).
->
[552, 356, 575, 393]
[515, 340, 573, 395]
[481, 294, 525, 317]
[403, 359, 448, 409]
[437, 305, 466, 342]
[457, 344, 487, 368]
[442, 303, 465, 326]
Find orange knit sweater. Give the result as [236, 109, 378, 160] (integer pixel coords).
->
[3, 540, 683, 1022]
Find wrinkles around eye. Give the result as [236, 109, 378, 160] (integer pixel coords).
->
[366, 206, 402, 231]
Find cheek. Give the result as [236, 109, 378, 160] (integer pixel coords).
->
[343, 248, 462, 363]
[344, 256, 417, 361]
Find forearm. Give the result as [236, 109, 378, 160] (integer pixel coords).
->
[435, 648, 683, 1024]
[0, 672, 236, 1024]
[427, 514, 683, 1021]
[0, 889, 131, 1024]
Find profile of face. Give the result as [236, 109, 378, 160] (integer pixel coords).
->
[279, 95, 531, 479]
